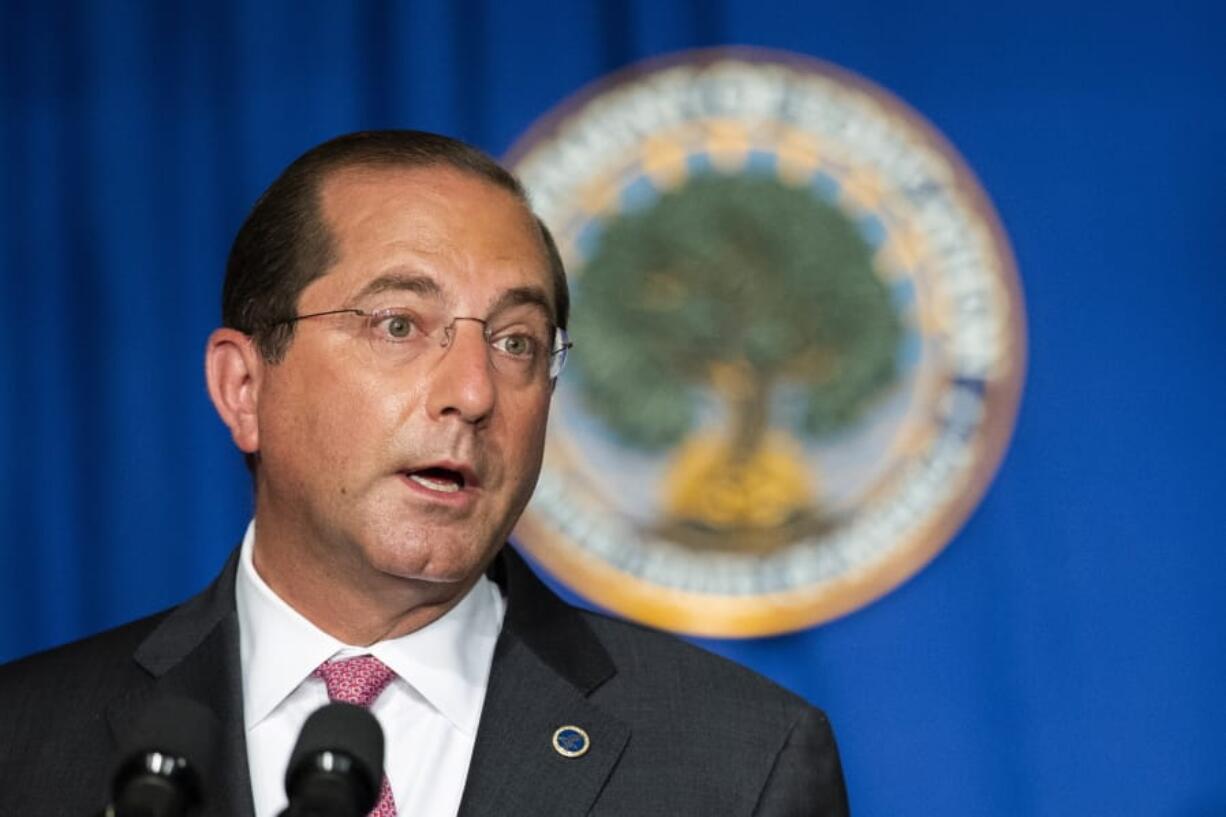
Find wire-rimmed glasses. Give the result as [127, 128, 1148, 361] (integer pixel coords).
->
[272, 306, 572, 382]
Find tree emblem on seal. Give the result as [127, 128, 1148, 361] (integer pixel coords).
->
[570, 173, 903, 552]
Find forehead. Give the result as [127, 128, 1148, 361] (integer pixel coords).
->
[311, 163, 551, 310]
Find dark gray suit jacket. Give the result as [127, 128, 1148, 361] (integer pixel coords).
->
[0, 547, 849, 816]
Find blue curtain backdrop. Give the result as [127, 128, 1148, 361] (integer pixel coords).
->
[2, 2, 1223, 815]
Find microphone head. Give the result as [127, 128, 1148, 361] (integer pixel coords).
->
[111, 695, 221, 817]
[285, 702, 385, 817]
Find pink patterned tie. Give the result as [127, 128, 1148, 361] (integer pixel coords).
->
[313, 655, 398, 817]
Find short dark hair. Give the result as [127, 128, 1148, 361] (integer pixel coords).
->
[222, 130, 569, 363]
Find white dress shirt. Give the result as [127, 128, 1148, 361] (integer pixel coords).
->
[234, 522, 506, 817]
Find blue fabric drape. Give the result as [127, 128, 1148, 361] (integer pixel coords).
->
[3, 2, 1224, 815]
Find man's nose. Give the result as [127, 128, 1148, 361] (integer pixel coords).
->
[425, 320, 496, 425]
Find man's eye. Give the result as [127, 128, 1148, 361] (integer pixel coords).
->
[378, 313, 416, 339]
[493, 334, 537, 358]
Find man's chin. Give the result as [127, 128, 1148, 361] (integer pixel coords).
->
[366, 537, 498, 588]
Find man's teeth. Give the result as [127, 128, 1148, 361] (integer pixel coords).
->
[409, 473, 461, 493]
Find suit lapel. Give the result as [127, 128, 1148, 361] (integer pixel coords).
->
[458, 549, 629, 816]
[106, 550, 256, 817]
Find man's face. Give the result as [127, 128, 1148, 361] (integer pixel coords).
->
[252, 164, 554, 593]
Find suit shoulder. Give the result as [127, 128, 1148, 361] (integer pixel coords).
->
[0, 609, 168, 694]
[0, 610, 179, 816]
[578, 607, 817, 718]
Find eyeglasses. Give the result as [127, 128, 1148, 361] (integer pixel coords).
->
[271, 306, 572, 382]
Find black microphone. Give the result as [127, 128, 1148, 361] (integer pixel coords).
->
[106, 695, 220, 817]
[281, 702, 385, 817]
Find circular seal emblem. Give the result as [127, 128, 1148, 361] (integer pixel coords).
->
[508, 47, 1026, 637]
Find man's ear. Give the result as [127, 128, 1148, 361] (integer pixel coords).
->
[205, 328, 264, 454]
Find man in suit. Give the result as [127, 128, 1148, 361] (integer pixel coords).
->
[0, 131, 849, 816]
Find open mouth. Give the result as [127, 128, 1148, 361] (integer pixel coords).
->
[406, 467, 466, 494]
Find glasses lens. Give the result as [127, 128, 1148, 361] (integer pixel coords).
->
[549, 328, 570, 379]
[361, 308, 435, 364]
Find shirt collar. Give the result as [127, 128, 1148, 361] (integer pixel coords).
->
[235, 521, 505, 736]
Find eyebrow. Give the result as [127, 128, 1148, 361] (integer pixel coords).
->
[488, 286, 554, 322]
[348, 271, 554, 322]
[349, 271, 443, 304]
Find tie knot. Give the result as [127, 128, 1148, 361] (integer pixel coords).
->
[313, 655, 396, 708]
